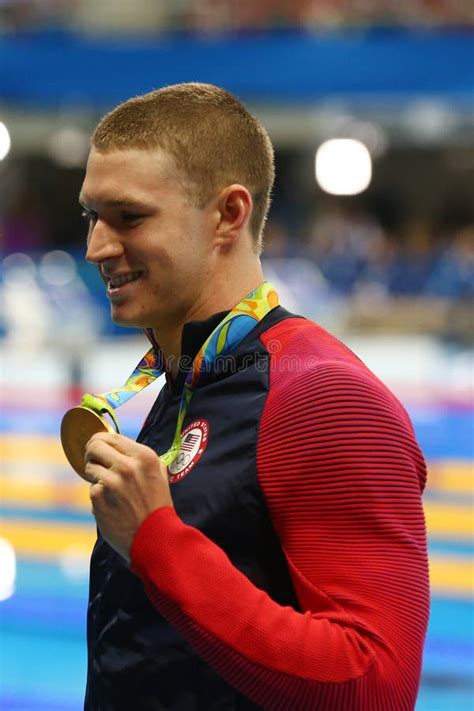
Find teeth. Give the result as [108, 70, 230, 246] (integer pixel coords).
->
[109, 272, 141, 288]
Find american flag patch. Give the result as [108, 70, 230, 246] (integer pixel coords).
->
[168, 419, 210, 483]
[181, 432, 200, 451]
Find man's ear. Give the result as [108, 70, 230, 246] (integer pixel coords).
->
[214, 184, 253, 248]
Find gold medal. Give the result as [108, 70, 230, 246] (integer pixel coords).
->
[60, 406, 115, 482]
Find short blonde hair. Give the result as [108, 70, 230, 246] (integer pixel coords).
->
[92, 83, 275, 251]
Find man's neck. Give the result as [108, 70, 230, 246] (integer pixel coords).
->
[153, 270, 265, 380]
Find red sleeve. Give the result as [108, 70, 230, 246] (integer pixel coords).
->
[131, 323, 429, 711]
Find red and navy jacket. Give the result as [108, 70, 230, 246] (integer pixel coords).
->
[85, 306, 429, 711]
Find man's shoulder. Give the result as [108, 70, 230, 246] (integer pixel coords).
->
[259, 312, 365, 373]
[259, 311, 407, 419]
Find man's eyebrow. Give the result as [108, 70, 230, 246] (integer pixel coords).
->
[78, 196, 151, 209]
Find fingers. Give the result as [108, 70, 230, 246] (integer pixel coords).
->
[88, 432, 154, 459]
[84, 432, 164, 488]
[87, 462, 122, 512]
[84, 434, 131, 486]
[85, 434, 146, 476]
[86, 432, 163, 478]
[84, 458, 110, 485]
[85, 438, 113, 469]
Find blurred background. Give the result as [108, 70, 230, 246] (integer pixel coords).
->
[0, 2, 473, 710]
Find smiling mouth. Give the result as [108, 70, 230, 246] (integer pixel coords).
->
[107, 271, 143, 290]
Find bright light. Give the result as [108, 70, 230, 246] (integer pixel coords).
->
[2, 252, 36, 284]
[48, 127, 89, 168]
[39, 250, 77, 286]
[0, 122, 11, 161]
[315, 139, 372, 196]
[0, 538, 17, 601]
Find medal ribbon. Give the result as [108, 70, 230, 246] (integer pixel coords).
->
[81, 281, 279, 466]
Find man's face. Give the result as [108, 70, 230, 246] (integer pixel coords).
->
[80, 147, 215, 333]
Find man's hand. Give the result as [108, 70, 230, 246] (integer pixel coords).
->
[85, 432, 173, 562]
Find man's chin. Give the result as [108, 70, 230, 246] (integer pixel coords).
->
[110, 308, 148, 331]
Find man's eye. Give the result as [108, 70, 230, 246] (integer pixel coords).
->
[121, 213, 143, 225]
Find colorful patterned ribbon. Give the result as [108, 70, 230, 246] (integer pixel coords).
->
[81, 281, 279, 466]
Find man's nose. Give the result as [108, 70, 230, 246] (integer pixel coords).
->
[85, 221, 123, 264]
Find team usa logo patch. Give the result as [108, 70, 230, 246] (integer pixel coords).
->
[167, 419, 210, 484]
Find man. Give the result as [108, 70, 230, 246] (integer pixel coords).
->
[79, 83, 429, 710]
